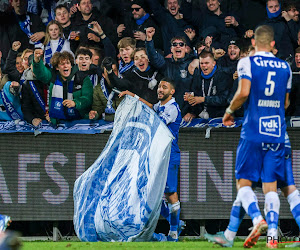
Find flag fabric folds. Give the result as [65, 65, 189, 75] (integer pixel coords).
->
[73, 96, 173, 242]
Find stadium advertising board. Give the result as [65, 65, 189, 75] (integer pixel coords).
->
[0, 128, 300, 220]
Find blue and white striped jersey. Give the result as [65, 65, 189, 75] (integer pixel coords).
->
[153, 98, 181, 165]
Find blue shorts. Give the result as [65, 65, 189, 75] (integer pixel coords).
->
[253, 157, 295, 189]
[164, 164, 179, 193]
[235, 138, 285, 183]
[277, 156, 295, 188]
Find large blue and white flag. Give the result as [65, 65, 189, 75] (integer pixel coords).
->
[73, 96, 173, 242]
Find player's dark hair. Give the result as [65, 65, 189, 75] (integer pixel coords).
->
[160, 77, 176, 89]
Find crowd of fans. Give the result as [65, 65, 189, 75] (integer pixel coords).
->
[0, 0, 300, 127]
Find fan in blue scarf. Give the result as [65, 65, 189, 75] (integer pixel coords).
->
[266, 2, 281, 19]
[16, 13, 43, 47]
[118, 60, 134, 77]
[49, 75, 81, 120]
[44, 38, 65, 67]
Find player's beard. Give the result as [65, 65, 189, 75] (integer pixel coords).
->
[158, 92, 170, 101]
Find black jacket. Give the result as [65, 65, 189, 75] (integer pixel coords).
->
[191, 67, 231, 118]
[120, 12, 163, 51]
[4, 49, 22, 82]
[287, 67, 300, 116]
[71, 8, 116, 50]
[21, 76, 48, 124]
[145, 0, 193, 55]
[217, 55, 238, 75]
[108, 66, 163, 104]
[6, 12, 45, 52]
[146, 40, 195, 115]
[260, 16, 295, 60]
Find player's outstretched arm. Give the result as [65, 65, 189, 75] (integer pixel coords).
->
[119, 90, 153, 109]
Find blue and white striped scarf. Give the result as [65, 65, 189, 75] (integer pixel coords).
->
[89, 74, 98, 88]
[16, 14, 43, 47]
[99, 77, 115, 114]
[118, 61, 134, 78]
[28, 81, 46, 112]
[49, 75, 81, 120]
[44, 38, 65, 67]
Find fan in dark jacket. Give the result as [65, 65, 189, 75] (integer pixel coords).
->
[185, 51, 231, 119]
[116, 0, 163, 51]
[69, 0, 116, 52]
[21, 54, 48, 127]
[103, 48, 163, 105]
[6, 0, 45, 51]
[145, 27, 196, 119]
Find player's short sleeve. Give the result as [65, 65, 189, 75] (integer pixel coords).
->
[237, 57, 252, 81]
[153, 103, 159, 112]
[160, 104, 179, 125]
[286, 63, 292, 93]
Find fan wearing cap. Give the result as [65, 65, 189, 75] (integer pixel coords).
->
[217, 39, 241, 75]
[116, 0, 163, 51]
[20, 50, 50, 127]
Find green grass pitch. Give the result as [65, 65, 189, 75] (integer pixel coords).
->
[21, 240, 292, 249]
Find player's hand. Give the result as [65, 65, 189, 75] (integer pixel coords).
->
[34, 48, 44, 63]
[119, 90, 134, 98]
[183, 113, 196, 122]
[89, 110, 98, 119]
[233, 71, 238, 80]
[12, 41, 21, 51]
[133, 31, 146, 41]
[145, 27, 155, 41]
[223, 112, 234, 126]
[188, 96, 204, 106]
[62, 99, 75, 108]
[30, 32, 45, 43]
[117, 24, 125, 37]
[88, 33, 100, 42]
[32, 118, 42, 127]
